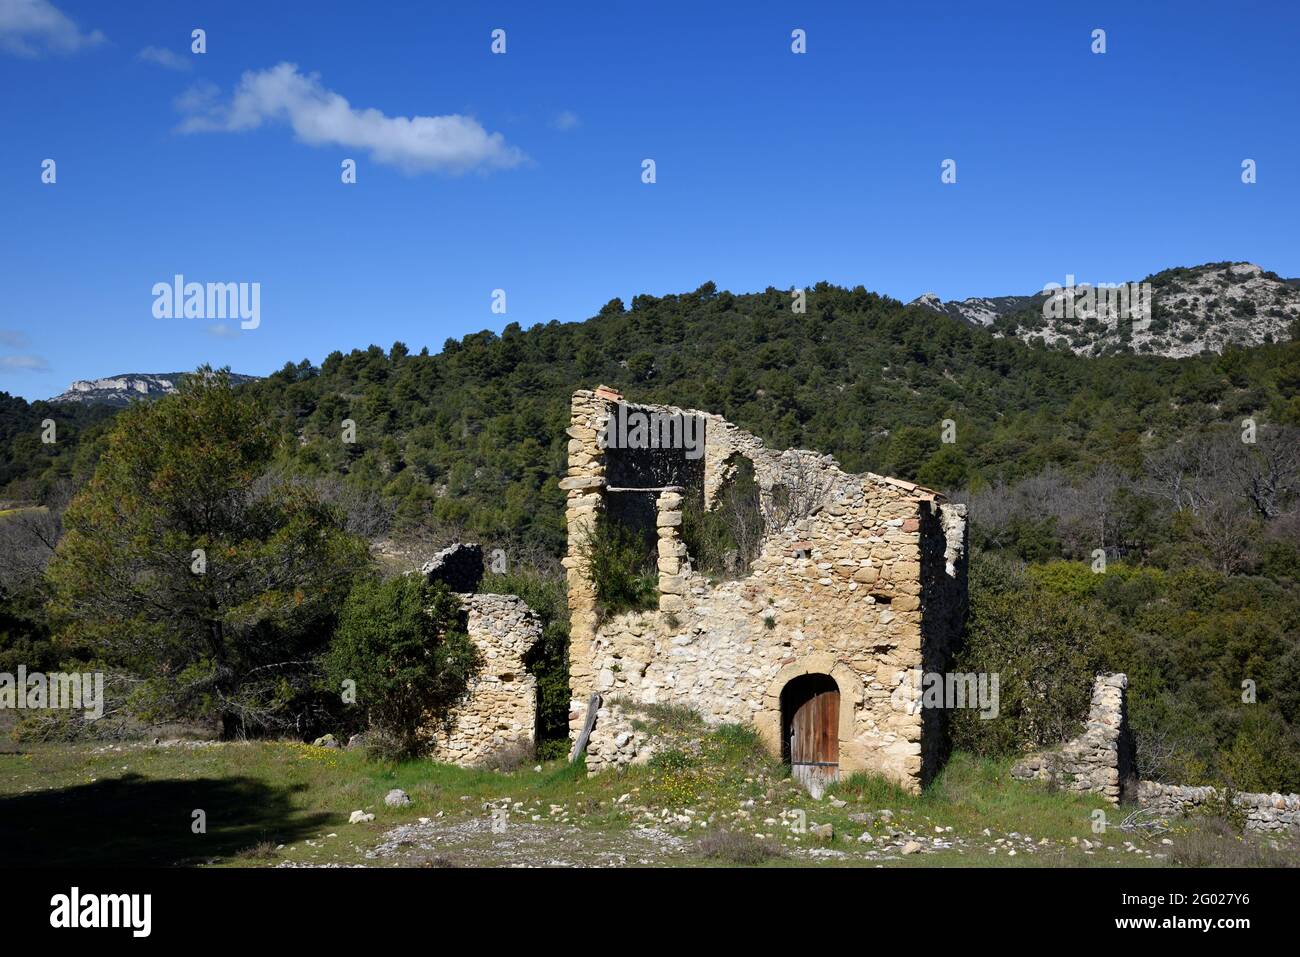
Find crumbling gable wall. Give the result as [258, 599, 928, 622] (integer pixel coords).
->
[432, 593, 542, 765]
[562, 388, 969, 791]
[414, 542, 541, 766]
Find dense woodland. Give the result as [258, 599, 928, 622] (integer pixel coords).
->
[2, 283, 1298, 785]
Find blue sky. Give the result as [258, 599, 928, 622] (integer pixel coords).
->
[1, 0, 1297, 401]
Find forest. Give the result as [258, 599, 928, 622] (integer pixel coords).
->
[2, 282, 1298, 785]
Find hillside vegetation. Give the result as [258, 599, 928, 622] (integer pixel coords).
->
[2, 280, 1298, 796]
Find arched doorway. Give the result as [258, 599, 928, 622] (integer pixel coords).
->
[781, 673, 840, 793]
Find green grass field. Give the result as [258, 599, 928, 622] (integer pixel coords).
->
[0, 721, 1293, 868]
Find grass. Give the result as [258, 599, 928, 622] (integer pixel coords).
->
[1, 735, 1295, 868]
[694, 829, 785, 865]
[0, 505, 47, 521]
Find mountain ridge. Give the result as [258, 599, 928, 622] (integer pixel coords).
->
[48, 372, 260, 407]
[909, 261, 1300, 358]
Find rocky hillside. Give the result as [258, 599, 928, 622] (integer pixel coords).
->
[49, 372, 259, 407]
[911, 262, 1300, 358]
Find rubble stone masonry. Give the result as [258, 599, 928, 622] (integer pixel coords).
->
[1010, 674, 1137, 804]
[1011, 672, 1300, 831]
[563, 388, 969, 792]
[431, 593, 542, 766]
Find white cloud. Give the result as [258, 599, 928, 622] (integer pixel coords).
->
[172, 80, 219, 114]
[205, 323, 241, 339]
[552, 110, 580, 131]
[138, 45, 190, 71]
[0, 0, 104, 57]
[177, 62, 527, 174]
[0, 354, 50, 372]
[0, 330, 31, 348]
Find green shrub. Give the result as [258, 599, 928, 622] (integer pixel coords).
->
[950, 552, 1104, 756]
[324, 575, 480, 759]
[580, 515, 657, 616]
[648, 747, 696, 773]
[704, 722, 766, 764]
[1222, 709, 1300, 793]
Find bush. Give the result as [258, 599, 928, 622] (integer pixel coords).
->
[1222, 709, 1300, 794]
[950, 552, 1104, 756]
[580, 514, 657, 616]
[478, 735, 536, 771]
[325, 575, 480, 759]
[695, 829, 784, 865]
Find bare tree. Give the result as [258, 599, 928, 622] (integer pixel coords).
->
[1194, 498, 1260, 574]
[0, 479, 77, 592]
[759, 451, 838, 532]
[1233, 425, 1300, 519]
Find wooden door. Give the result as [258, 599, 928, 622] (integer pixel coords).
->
[784, 675, 840, 793]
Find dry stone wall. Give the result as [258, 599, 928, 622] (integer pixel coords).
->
[1137, 781, 1300, 833]
[431, 593, 542, 766]
[1010, 673, 1300, 831]
[1010, 674, 1137, 804]
[563, 387, 969, 792]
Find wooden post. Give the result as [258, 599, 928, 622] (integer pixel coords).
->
[570, 693, 602, 763]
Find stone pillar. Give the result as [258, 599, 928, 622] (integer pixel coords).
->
[562, 389, 609, 743]
[655, 487, 686, 613]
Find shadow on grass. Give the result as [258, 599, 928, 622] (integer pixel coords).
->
[0, 772, 331, 867]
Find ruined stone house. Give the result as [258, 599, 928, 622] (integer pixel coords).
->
[426, 395, 1300, 827]
[561, 386, 969, 793]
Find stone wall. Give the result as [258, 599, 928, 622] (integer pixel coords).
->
[1010, 674, 1137, 804]
[431, 593, 542, 766]
[919, 490, 971, 781]
[1010, 673, 1300, 831]
[563, 387, 969, 792]
[420, 542, 485, 593]
[1137, 781, 1300, 833]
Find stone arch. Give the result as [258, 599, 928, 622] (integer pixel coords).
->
[755, 653, 862, 758]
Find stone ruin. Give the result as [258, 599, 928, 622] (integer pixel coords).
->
[410, 393, 1300, 826]
[421, 542, 486, 594]
[417, 544, 543, 765]
[560, 386, 969, 792]
[1010, 673, 1139, 804]
[1012, 673, 1300, 832]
